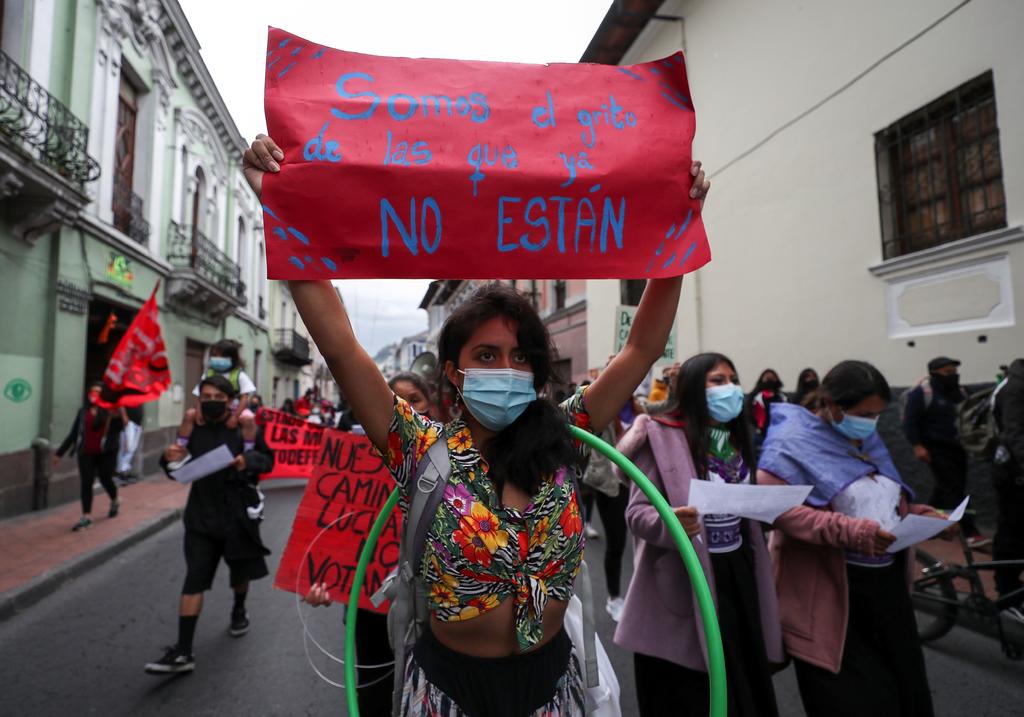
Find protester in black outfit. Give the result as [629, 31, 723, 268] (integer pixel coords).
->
[903, 356, 981, 540]
[747, 368, 788, 451]
[993, 358, 1024, 625]
[793, 367, 820, 406]
[144, 375, 274, 675]
[54, 383, 124, 531]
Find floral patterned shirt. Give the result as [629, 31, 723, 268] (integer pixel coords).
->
[382, 388, 594, 651]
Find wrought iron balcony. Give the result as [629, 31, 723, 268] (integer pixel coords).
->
[0, 50, 100, 185]
[258, 295, 267, 320]
[167, 221, 245, 299]
[273, 328, 313, 367]
[112, 179, 150, 245]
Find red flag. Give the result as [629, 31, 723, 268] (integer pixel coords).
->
[97, 284, 170, 408]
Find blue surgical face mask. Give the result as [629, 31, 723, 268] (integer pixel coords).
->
[458, 368, 536, 431]
[706, 384, 744, 423]
[210, 357, 232, 373]
[832, 412, 878, 441]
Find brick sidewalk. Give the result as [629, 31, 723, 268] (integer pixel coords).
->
[0, 476, 187, 615]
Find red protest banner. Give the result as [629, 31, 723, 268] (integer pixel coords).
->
[257, 408, 326, 479]
[97, 285, 170, 409]
[262, 27, 709, 280]
[274, 428, 400, 613]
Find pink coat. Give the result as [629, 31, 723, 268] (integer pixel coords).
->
[613, 414, 784, 670]
[761, 469, 934, 673]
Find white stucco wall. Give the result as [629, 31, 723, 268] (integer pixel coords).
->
[587, 0, 1024, 387]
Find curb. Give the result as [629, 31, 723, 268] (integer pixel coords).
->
[0, 507, 183, 623]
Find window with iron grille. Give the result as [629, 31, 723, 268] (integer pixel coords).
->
[875, 71, 1006, 259]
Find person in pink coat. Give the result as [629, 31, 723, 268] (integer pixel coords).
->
[614, 352, 783, 717]
[760, 360, 948, 717]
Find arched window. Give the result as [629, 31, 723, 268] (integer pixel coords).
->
[237, 216, 248, 270]
[191, 166, 206, 239]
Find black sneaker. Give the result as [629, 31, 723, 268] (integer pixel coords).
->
[71, 516, 92, 532]
[108, 499, 120, 518]
[144, 645, 195, 674]
[229, 610, 250, 637]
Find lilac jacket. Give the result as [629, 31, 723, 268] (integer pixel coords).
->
[612, 414, 784, 670]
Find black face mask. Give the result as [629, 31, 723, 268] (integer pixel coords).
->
[803, 380, 820, 392]
[763, 379, 782, 392]
[200, 400, 228, 422]
[932, 373, 960, 392]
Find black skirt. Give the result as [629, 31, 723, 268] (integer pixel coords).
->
[793, 560, 935, 717]
[407, 624, 579, 717]
[634, 540, 780, 717]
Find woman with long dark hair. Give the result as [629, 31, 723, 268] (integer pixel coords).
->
[792, 367, 820, 406]
[760, 360, 945, 716]
[614, 352, 782, 717]
[746, 367, 788, 450]
[54, 383, 124, 531]
[244, 133, 709, 716]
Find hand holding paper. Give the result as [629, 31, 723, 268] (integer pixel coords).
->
[686, 481, 813, 525]
[169, 445, 236, 484]
[886, 497, 969, 553]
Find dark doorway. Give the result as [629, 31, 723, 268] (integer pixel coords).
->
[84, 298, 134, 395]
[185, 339, 207, 404]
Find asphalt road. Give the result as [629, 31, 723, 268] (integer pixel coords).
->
[2, 480, 1022, 716]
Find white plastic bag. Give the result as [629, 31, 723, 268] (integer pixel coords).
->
[564, 595, 621, 716]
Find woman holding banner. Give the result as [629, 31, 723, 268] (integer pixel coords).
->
[759, 361, 943, 716]
[613, 353, 783, 717]
[243, 133, 709, 716]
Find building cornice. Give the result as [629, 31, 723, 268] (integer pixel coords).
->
[157, 0, 248, 157]
[76, 213, 174, 276]
[868, 225, 1024, 278]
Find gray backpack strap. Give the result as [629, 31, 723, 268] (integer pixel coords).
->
[390, 438, 450, 716]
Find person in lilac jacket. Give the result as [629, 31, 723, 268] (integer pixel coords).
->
[614, 352, 783, 717]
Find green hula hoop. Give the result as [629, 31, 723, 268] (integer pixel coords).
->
[344, 424, 727, 717]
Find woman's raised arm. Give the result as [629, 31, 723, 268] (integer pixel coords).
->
[243, 135, 393, 451]
[288, 281, 394, 451]
[584, 161, 709, 432]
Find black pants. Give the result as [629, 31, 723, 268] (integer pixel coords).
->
[78, 452, 117, 514]
[794, 562, 934, 717]
[924, 442, 977, 535]
[594, 488, 628, 597]
[992, 465, 1024, 601]
[634, 543, 779, 717]
[349, 608, 393, 717]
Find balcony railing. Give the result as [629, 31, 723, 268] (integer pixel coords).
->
[167, 221, 245, 300]
[273, 328, 312, 366]
[258, 295, 267, 320]
[0, 50, 100, 184]
[113, 179, 150, 245]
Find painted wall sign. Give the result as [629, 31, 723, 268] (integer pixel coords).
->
[262, 27, 709, 280]
[106, 253, 135, 288]
[3, 378, 32, 403]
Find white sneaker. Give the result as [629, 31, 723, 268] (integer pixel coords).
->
[585, 523, 600, 539]
[606, 596, 625, 622]
[166, 453, 192, 472]
[1003, 606, 1024, 627]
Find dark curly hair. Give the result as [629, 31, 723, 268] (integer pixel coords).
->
[437, 283, 577, 496]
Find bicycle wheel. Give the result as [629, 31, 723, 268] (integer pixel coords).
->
[912, 549, 958, 642]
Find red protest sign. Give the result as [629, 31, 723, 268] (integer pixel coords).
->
[274, 428, 400, 613]
[262, 27, 709, 280]
[97, 285, 170, 409]
[256, 408, 326, 479]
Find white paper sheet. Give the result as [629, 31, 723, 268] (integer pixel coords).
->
[169, 444, 236, 484]
[687, 481, 813, 524]
[886, 496, 969, 553]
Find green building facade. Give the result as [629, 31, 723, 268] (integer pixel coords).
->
[0, 0, 293, 518]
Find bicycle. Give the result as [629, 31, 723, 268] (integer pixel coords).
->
[912, 531, 1024, 659]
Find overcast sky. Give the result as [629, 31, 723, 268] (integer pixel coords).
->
[177, 0, 610, 354]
